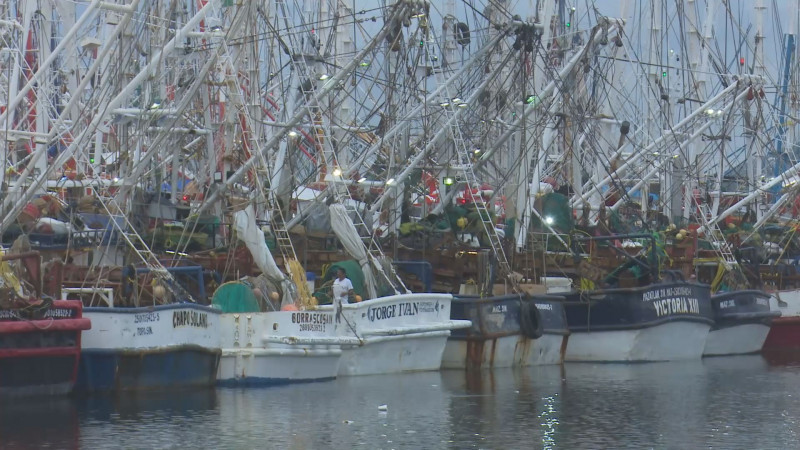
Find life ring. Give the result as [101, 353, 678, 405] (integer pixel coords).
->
[519, 298, 543, 339]
[456, 22, 470, 46]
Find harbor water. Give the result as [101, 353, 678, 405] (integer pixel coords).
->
[3, 354, 800, 449]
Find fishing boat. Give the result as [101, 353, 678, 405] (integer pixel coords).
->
[562, 279, 714, 362]
[0, 251, 91, 396]
[76, 302, 220, 392]
[215, 285, 466, 382]
[441, 293, 568, 369]
[213, 207, 345, 386]
[555, 234, 715, 362]
[0, 0, 797, 378]
[326, 293, 468, 376]
[70, 264, 221, 392]
[763, 290, 800, 350]
[217, 306, 348, 386]
[704, 290, 778, 356]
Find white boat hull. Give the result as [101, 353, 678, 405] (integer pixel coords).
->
[218, 311, 342, 386]
[320, 293, 470, 376]
[338, 331, 449, 376]
[703, 323, 771, 356]
[441, 333, 565, 369]
[565, 321, 711, 362]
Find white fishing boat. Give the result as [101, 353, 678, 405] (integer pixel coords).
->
[77, 302, 220, 392]
[323, 293, 469, 376]
[217, 308, 348, 386]
[216, 291, 468, 382]
[66, 265, 222, 392]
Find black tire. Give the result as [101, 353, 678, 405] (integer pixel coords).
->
[456, 22, 471, 46]
[519, 298, 544, 339]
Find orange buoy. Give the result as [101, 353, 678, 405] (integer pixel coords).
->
[281, 303, 299, 311]
[354, 295, 363, 303]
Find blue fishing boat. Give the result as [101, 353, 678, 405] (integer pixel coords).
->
[562, 280, 714, 361]
[74, 264, 221, 392]
[704, 290, 779, 356]
[442, 293, 569, 368]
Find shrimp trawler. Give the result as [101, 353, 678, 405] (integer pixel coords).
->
[0, 0, 799, 386]
[1, 250, 91, 396]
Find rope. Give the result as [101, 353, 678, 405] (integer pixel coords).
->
[288, 259, 317, 310]
[776, 227, 798, 263]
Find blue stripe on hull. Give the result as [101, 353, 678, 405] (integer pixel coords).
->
[76, 347, 220, 392]
[216, 376, 335, 388]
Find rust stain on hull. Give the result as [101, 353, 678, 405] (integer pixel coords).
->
[513, 336, 532, 365]
[466, 340, 486, 369]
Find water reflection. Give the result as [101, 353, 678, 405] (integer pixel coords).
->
[77, 389, 219, 449]
[0, 397, 80, 449]
[441, 366, 565, 449]
[214, 371, 453, 449]
[2, 356, 800, 448]
[556, 361, 710, 448]
[763, 349, 800, 368]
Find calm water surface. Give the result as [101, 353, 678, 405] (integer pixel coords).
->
[3, 354, 800, 449]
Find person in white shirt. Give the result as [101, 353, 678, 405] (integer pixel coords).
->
[331, 268, 354, 322]
[332, 268, 354, 305]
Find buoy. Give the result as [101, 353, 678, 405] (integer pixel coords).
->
[456, 217, 468, 229]
[270, 291, 280, 301]
[153, 285, 166, 299]
[679, 229, 687, 235]
[727, 223, 736, 229]
[252, 287, 263, 298]
[354, 294, 363, 303]
[281, 303, 299, 311]
[675, 233, 685, 241]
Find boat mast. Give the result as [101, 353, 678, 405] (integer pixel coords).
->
[194, 1, 414, 219]
[0, 0, 143, 234]
[511, 0, 554, 251]
[773, 3, 796, 206]
[682, 0, 713, 222]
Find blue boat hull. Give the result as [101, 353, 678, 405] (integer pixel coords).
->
[217, 376, 335, 388]
[443, 294, 569, 368]
[563, 281, 714, 361]
[75, 346, 220, 392]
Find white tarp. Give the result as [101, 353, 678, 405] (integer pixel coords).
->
[329, 203, 378, 300]
[233, 205, 296, 306]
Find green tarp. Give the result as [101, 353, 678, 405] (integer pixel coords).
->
[212, 282, 261, 313]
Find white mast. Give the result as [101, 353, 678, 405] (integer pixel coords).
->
[513, 0, 554, 250]
[682, 0, 713, 221]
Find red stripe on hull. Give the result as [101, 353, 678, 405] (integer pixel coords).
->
[0, 318, 90, 334]
[0, 346, 81, 359]
[763, 317, 800, 349]
[0, 300, 88, 395]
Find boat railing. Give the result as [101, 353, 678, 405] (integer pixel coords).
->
[63, 287, 115, 308]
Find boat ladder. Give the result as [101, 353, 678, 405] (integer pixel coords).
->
[95, 195, 193, 302]
[698, 203, 738, 269]
[216, 29, 301, 274]
[424, 39, 515, 290]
